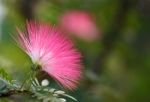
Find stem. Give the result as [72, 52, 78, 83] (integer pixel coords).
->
[20, 64, 40, 90]
[27, 70, 37, 90]
[20, 71, 32, 90]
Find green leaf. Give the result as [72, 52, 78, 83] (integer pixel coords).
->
[0, 68, 12, 83]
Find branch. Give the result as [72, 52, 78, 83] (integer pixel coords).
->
[0, 90, 31, 97]
[18, 0, 39, 20]
[92, 0, 133, 75]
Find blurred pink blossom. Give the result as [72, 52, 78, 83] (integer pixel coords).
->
[59, 10, 99, 41]
[16, 21, 82, 90]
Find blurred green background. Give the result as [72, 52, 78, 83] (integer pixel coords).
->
[0, 0, 150, 102]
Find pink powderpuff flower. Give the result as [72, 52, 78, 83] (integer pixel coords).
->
[59, 10, 99, 41]
[16, 21, 82, 90]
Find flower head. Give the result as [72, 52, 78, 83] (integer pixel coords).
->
[16, 21, 82, 90]
[59, 10, 99, 41]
